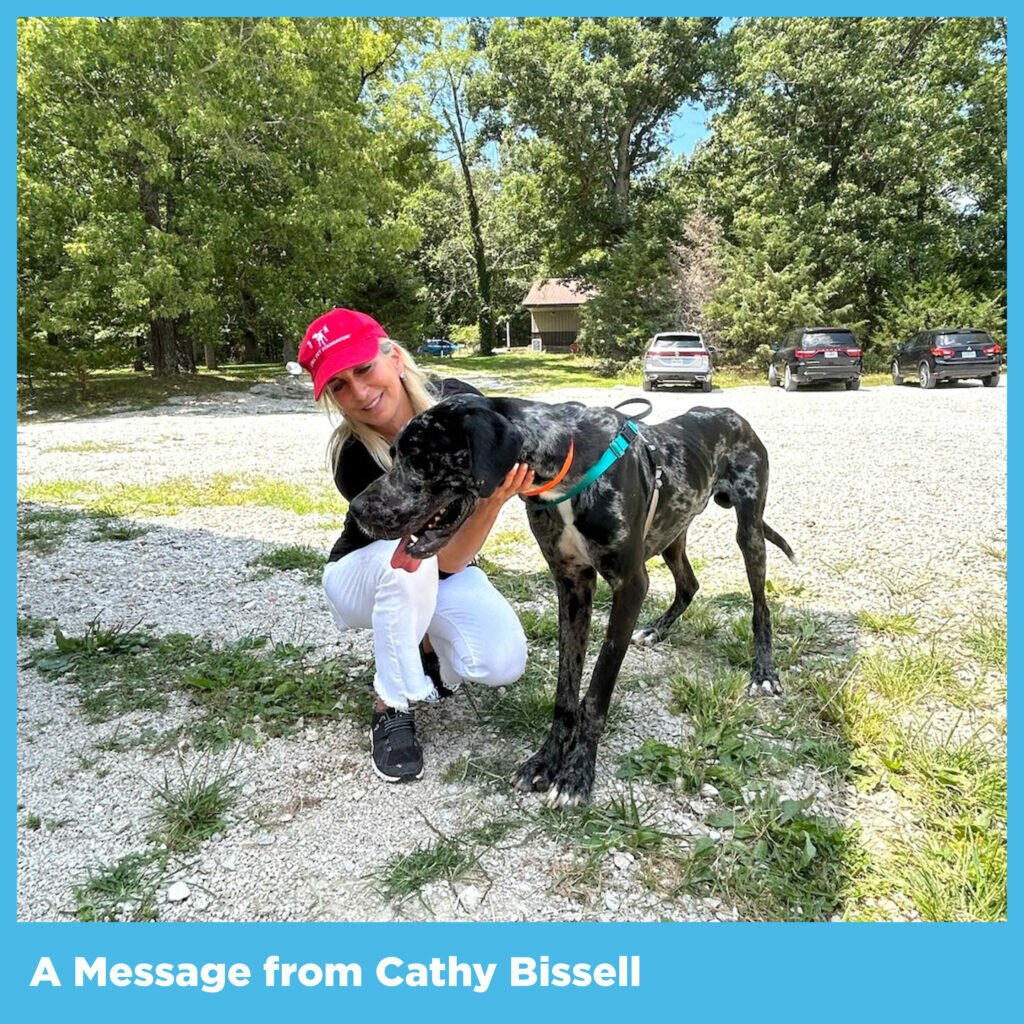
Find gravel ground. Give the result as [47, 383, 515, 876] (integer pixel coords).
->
[16, 371, 1007, 921]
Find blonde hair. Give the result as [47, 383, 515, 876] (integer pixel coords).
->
[321, 339, 437, 473]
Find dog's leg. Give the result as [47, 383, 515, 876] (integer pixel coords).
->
[735, 498, 782, 696]
[511, 565, 596, 793]
[632, 530, 699, 645]
[546, 567, 649, 807]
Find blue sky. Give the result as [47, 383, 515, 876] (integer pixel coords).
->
[667, 101, 716, 157]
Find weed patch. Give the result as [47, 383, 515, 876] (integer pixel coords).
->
[375, 817, 520, 906]
[149, 762, 236, 854]
[856, 609, 918, 637]
[673, 787, 863, 921]
[247, 545, 325, 585]
[24, 618, 369, 749]
[962, 621, 1006, 673]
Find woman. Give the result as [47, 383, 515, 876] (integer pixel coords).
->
[297, 308, 532, 783]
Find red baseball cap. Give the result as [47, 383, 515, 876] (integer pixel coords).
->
[298, 308, 389, 399]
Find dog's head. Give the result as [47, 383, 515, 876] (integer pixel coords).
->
[348, 394, 523, 561]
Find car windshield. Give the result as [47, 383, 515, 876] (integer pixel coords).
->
[802, 332, 855, 348]
[935, 331, 993, 348]
[652, 335, 704, 349]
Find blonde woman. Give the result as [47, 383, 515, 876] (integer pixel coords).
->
[298, 309, 531, 782]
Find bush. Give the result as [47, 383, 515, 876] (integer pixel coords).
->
[872, 277, 1006, 361]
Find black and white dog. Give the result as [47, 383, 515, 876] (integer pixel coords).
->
[349, 394, 795, 807]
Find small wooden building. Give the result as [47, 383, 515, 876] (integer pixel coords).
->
[522, 278, 596, 352]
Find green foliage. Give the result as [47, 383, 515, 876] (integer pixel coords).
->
[24, 619, 366, 749]
[873, 276, 1006, 357]
[474, 17, 720, 265]
[246, 545, 325, 585]
[18, 17, 436, 379]
[695, 17, 1006, 357]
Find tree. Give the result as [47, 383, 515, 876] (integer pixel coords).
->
[18, 17, 434, 378]
[473, 16, 720, 268]
[417, 21, 499, 353]
[692, 17, 1006, 354]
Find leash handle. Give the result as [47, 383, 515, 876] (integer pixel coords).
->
[614, 398, 652, 421]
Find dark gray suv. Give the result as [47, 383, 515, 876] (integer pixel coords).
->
[769, 327, 862, 392]
[892, 328, 1002, 389]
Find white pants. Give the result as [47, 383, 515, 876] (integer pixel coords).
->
[322, 540, 528, 711]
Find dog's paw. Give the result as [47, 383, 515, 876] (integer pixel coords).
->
[631, 625, 662, 646]
[511, 750, 559, 793]
[544, 751, 595, 809]
[748, 676, 783, 698]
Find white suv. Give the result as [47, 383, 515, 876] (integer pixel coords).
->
[643, 332, 714, 392]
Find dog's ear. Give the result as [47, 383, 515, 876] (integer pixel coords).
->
[465, 407, 523, 497]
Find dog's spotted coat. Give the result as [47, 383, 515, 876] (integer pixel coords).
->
[350, 394, 795, 806]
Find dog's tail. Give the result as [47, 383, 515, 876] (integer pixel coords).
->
[763, 521, 797, 563]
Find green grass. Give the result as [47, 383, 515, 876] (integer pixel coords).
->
[375, 817, 520, 906]
[149, 762, 236, 854]
[671, 787, 865, 921]
[45, 440, 134, 454]
[856, 609, 918, 637]
[856, 648, 958, 706]
[19, 474, 341, 517]
[17, 507, 80, 553]
[962, 620, 1007, 673]
[73, 851, 163, 922]
[17, 615, 55, 639]
[247, 545, 325, 585]
[85, 508, 151, 542]
[18, 363, 281, 420]
[429, 351, 768, 395]
[18, 504, 151, 550]
[851, 734, 1006, 921]
[23, 618, 370, 749]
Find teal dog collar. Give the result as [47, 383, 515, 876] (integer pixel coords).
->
[528, 420, 641, 507]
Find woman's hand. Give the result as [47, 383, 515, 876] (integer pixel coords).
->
[435, 463, 535, 574]
[481, 462, 536, 506]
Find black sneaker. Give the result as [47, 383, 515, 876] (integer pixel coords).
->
[370, 707, 423, 782]
[419, 643, 460, 700]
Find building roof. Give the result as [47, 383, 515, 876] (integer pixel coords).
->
[522, 278, 596, 307]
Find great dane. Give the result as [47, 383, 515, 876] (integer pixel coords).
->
[349, 393, 795, 807]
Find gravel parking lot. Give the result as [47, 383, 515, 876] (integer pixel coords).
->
[16, 372, 1006, 921]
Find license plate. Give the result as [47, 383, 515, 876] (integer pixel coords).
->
[825, 351, 838, 358]
[962, 350, 976, 358]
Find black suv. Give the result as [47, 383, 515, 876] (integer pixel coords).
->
[892, 328, 1002, 389]
[769, 327, 862, 391]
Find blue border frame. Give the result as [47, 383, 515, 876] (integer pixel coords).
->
[9, 6, 1015, 1020]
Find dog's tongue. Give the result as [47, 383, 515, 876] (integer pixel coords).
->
[390, 535, 422, 573]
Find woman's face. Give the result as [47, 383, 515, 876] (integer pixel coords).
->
[327, 343, 413, 440]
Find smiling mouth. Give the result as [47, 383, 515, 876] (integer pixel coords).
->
[362, 394, 383, 413]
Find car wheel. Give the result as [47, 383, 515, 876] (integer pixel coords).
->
[845, 377, 861, 391]
[702, 379, 712, 393]
[892, 361, 903, 386]
[983, 374, 999, 388]
[642, 379, 653, 392]
[919, 361, 936, 389]
[784, 365, 798, 392]
[768, 364, 778, 387]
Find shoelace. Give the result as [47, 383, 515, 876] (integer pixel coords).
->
[380, 712, 415, 742]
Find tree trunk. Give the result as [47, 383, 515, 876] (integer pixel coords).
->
[175, 313, 196, 372]
[204, 344, 218, 370]
[282, 336, 297, 363]
[444, 82, 495, 356]
[149, 314, 178, 377]
[138, 169, 179, 376]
